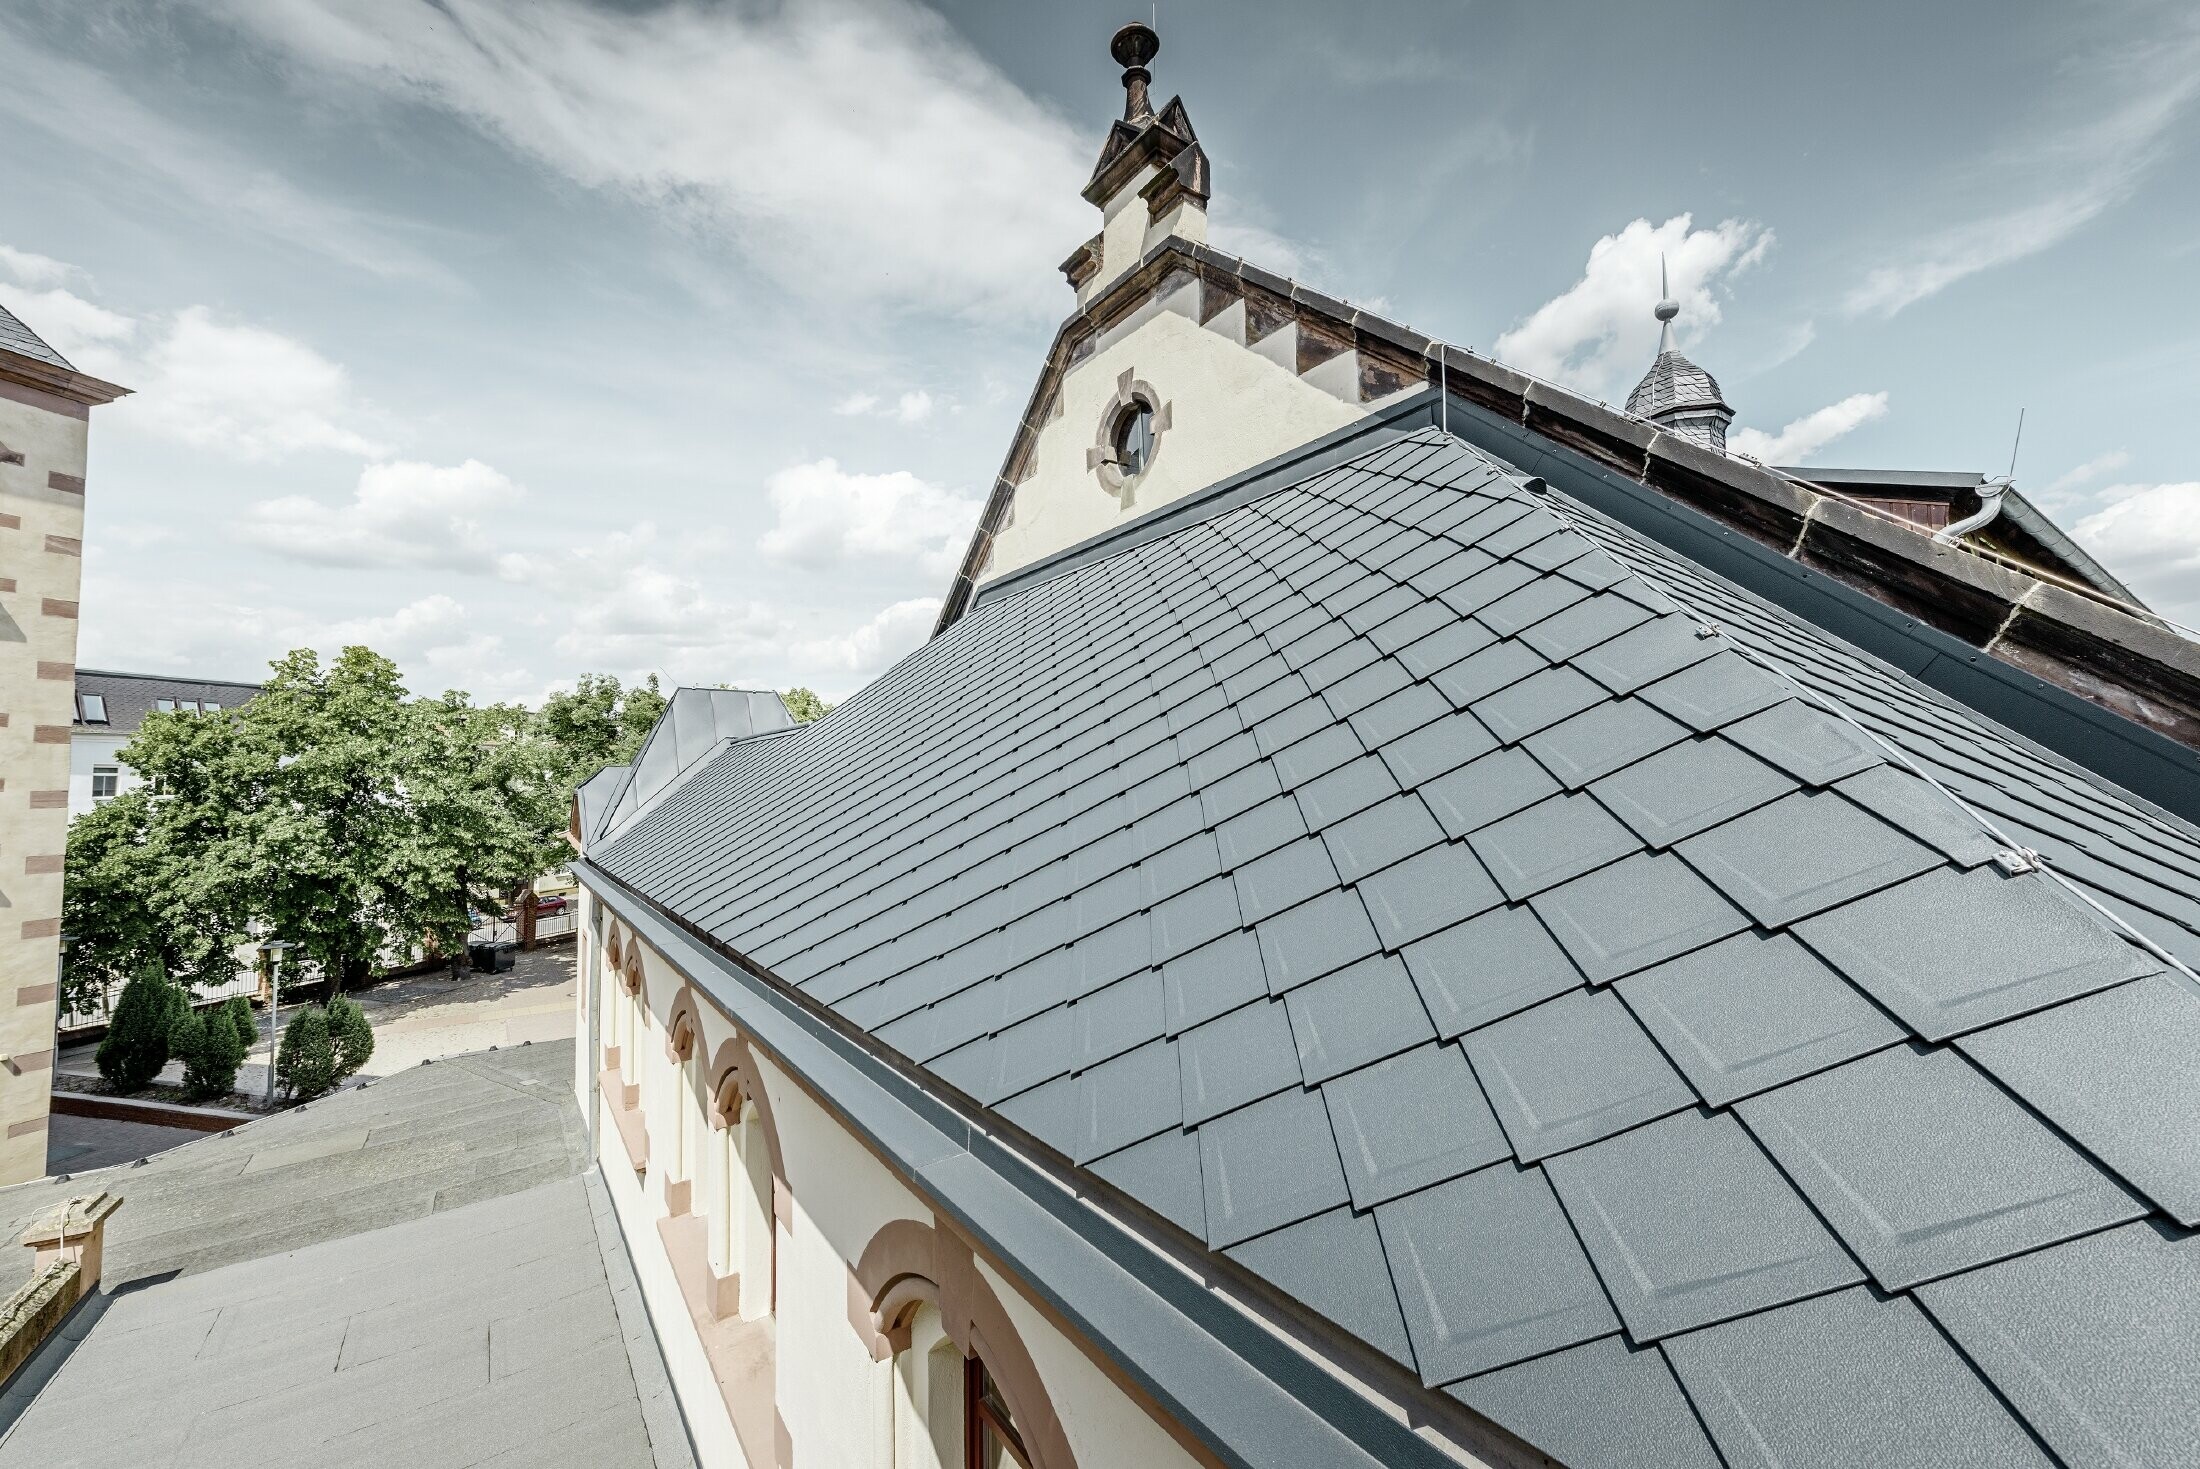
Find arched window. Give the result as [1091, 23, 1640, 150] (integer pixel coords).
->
[710, 1071, 776, 1320]
[850, 1220, 1073, 1469]
[891, 1300, 965, 1469]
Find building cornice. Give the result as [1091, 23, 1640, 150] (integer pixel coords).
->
[0, 347, 129, 410]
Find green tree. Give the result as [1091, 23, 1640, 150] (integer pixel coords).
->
[96, 965, 177, 1093]
[537, 674, 666, 789]
[326, 994, 376, 1080]
[177, 1001, 251, 1101]
[780, 687, 832, 724]
[277, 1006, 340, 1101]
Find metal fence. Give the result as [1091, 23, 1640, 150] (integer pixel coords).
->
[57, 968, 260, 1036]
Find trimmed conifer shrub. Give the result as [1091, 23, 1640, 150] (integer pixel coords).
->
[224, 995, 260, 1055]
[276, 1006, 339, 1101]
[96, 966, 176, 1093]
[179, 1002, 249, 1102]
[326, 994, 375, 1080]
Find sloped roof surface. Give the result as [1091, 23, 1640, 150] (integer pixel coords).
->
[0, 298, 72, 369]
[73, 667, 263, 734]
[597, 428, 2200, 1469]
[597, 687, 798, 839]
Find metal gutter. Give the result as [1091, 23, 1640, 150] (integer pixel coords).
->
[573, 859, 1539, 1469]
[1439, 390, 2200, 830]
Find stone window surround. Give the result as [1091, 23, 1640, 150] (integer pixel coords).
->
[847, 1217, 1079, 1469]
[1085, 368, 1172, 504]
[609, 930, 792, 1469]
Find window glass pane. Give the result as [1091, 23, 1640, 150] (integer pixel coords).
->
[78, 693, 107, 723]
[203, 702, 221, 713]
[92, 767, 119, 800]
[156, 698, 177, 712]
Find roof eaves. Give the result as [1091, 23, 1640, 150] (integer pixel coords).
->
[577, 859, 1544, 1469]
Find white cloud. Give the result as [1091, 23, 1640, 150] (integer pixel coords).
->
[0, 283, 134, 367]
[245, 458, 524, 570]
[125, 307, 390, 460]
[0, 244, 77, 289]
[893, 390, 935, 425]
[1729, 392, 1891, 465]
[1494, 215, 1774, 401]
[2045, 450, 2132, 496]
[793, 597, 939, 680]
[2072, 482, 2200, 627]
[833, 388, 939, 425]
[203, 0, 1095, 320]
[758, 458, 981, 579]
[1844, 21, 2200, 317]
[834, 393, 881, 417]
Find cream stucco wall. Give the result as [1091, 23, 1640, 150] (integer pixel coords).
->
[575, 885, 1208, 1469]
[0, 386, 91, 1183]
[984, 293, 1369, 584]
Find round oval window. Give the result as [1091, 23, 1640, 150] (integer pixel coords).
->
[1111, 402, 1155, 477]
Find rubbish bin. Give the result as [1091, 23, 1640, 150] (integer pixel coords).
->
[488, 941, 517, 974]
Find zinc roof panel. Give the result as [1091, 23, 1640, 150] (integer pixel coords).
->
[1178, 997, 1303, 1124]
[1321, 793, 1446, 884]
[1522, 698, 1689, 789]
[1322, 1042, 1510, 1209]
[1199, 1086, 1351, 1248]
[1161, 930, 1270, 1036]
[1356, 841, 1504, 949]
[1522, 598, 1654, 664]
[1430, 639, 1546, 709]
[1724, 700, 1885, 786]
[1283, 953, 1437, 1082]
[1674, 789, 1942, 927]
[1089, 1127, 1207, 1237]
[1375, 1163, 1620, 1383]
[1403, 904, 1586, 1038]
[1449, 1333, 1722, 1469]
[1472, 667, 1609, 744]
[1231, 836, 1341, 925]
[1958, 973, 2200, 1225]
[1916, 1220, 2200, 1469]
[1544, 1109, 1863, 1340]
[1470, 793, 1641, 901]
[1737, 1042, 2147, 1290]
[1075, 1038, 1183, 1163]
[1422, 748, 1560, 838]
[1531, 851, 1751, 984]
[1636, 651, 1789, 731]
[1589, 736, 1798, 848]
[1662, 1286, 2054, 1469]
[1792, 866, 2159, 1039]
[1464, 988, 1696, 1161]
[1226, 1208, 1416, 1367]
[1616, 932, 1906, 1105]
[1255, 889, 1383, 993]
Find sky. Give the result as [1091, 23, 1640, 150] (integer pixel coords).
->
[3, 0, 2198, 706]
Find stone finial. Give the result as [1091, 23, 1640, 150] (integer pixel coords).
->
[1112, 21, 1160, 122]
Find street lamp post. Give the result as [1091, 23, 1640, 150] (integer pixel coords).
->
[257, 940, 295, 1104]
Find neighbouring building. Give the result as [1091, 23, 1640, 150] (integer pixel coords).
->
[565, 28, 2200, 1469]
[0, 300, 126, 1186]
[67, 668, 264, 819]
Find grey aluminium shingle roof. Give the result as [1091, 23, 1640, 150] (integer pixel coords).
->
[596, 427, 2200, 1469]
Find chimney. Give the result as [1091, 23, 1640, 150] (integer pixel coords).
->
[1064, 22, 1210, 307]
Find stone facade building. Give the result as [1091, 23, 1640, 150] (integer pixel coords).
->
[565, 28, 2200, 1469]
[0, 302, 125, 1186]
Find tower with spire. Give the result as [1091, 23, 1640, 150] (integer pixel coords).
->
[1061, 22, 1210, 307]
[1625, 257, 1734, 452]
